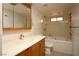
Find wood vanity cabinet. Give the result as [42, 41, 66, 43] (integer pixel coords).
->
[25, 48, 31, 56]
[39, 39, 45, 56]
[16, 38, 45, 56]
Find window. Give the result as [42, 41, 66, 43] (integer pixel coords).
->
[57, 17, 63, 21]
[51, 17, 63, 22]
[51, 18, 56, 21]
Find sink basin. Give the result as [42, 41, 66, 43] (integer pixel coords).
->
[3, 37, 33, 48]
[2, 37, 33, 55]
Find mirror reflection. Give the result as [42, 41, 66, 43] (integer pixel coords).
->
[3, 3, 31, 29]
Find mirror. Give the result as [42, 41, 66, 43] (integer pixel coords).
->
[3, 3, 31, 30]
[3, 3, 14, 28]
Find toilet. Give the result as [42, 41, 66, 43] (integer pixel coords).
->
[45, 40, 54, 55]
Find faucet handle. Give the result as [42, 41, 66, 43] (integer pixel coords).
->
[22, 34, 24, 37]
[19, 34, 24, 40]
[20, 34, 24, 37]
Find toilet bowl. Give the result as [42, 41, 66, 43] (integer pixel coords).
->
[45, 41, 54, 55]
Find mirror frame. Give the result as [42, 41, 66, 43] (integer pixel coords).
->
[3, 3, 32, 30]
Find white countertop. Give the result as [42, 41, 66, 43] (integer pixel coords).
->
[2, 35, 46, 56]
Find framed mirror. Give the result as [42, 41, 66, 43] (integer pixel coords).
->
[2, 3, 32, 30]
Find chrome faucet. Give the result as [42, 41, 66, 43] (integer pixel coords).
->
[19, 34, 24, 40]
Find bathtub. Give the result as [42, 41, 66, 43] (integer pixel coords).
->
[45, 36, 72, 55]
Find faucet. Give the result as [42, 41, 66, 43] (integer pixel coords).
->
[19, 34, 24, 40]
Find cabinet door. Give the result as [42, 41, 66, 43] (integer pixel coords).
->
[30, 42, 40, 56]
[25, 48, 30, 56]
[40, 39, 45, 56]
[3, 4, 14, 28]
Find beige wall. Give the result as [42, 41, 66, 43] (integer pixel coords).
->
[0, 3, 2, 55]
[3, 5, 43, 40]
[43, 13, 71, 41]
[0, 4, 2, 28]
[71, 4, 79, 56]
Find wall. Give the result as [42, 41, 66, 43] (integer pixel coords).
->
[43, 13, 71, 41]
[3, 5, 43, 40]
[71, 4, 79, 56]
[0, 3, 2, 55]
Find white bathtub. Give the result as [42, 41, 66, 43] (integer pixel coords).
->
[45, 36, 72, 55]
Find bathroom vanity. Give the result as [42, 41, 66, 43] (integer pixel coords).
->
[2, 36, 45, 56]
[2, 3, 45, 56]
[16, 38, 45, 56]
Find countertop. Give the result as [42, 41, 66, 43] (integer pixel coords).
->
[2, 35, 46, 56]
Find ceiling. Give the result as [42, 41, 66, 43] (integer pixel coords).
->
[33, 3, 74, 16]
